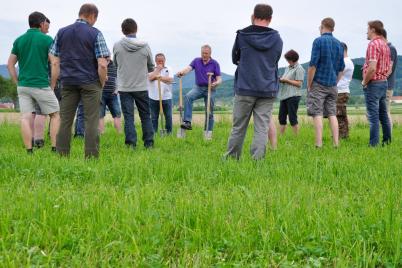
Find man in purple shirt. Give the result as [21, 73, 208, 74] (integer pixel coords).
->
[176, 45, 222, 140]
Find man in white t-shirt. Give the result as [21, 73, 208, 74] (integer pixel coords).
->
[147, 53, 174, 134]
[336, 42, 354, 139]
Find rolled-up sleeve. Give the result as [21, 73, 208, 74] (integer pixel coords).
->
[49, 35, 60, 57]
[94, 32, 110, 59]
[309, 39, 320, 67]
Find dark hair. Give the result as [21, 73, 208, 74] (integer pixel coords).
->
[368, 20, 385, 36]
[78, 3, 99, 18]
[253, 4, 273, 20]
[284, 50, 299, 62]
[340, 42, 348, 52]
[321, 17, 335, 32]
[382, 29, 387, 39]
[155, 53, 165, 60]
[121, 18, 137, 35]
[45, 17, 50, 23]
[28, 11, 47, 28]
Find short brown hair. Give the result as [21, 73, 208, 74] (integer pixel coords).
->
[78, 4, 98, 18]
[284, 50, 299, 62]
[368, 20, 385, 36]
[121, 18, 137, 35]
[321, 17, 335, 32]
[253, 4, 273, 20]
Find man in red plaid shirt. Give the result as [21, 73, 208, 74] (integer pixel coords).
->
[361, 20, 391, 147]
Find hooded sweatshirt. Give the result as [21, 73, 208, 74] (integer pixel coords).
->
[113, 36, 155, 92]
[232, 25, 283, 97]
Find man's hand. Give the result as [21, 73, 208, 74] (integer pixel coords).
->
[98, 57, 108, 88]
[279, 77, 288, 84]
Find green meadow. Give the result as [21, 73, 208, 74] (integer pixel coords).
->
[0, 120, 400, 267]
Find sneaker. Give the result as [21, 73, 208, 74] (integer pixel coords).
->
[204, 131, 213, 141]
[34, 139, 45, 148]
[180, 121, 192, 130]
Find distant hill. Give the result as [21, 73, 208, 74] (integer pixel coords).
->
[2, 56, 401, 106]
[0, 65, 9, 78]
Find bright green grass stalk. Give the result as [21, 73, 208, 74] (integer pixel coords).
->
[0, 122, 400, 267]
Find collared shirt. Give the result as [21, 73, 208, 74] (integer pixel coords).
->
[309, 33, 345, 87]
[278, 63, 305, 101]
[337, 57, 354, 94]
[103, 61, 117, 92]
[147, 66, 174, 100]
[387, 42, 398, 89]
[11, 28, 53, 88]
[49, 19, 110, 58]
[363, 37, 390, 81]
[190, 58, 221, 87]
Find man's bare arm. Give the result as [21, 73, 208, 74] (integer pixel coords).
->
[7, 54, 18, 84]
[49, 54, 60, 90]
[307, 66, 316, 90]
[362, 61, 377, 86]
[98, 58, 108, 87]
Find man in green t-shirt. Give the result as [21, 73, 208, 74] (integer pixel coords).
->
[7, 11, 60, 154]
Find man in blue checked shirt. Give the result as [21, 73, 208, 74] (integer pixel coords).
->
[49, 3, 110, 158]
[306, 17, 345, 149]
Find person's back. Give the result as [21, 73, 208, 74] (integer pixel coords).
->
[337, 57, 354, 93]
[57, 22, 100, 85]
[13, 30, 53, 88]
[233, 25, 282, 97]
[225, 4, 282, 161]
[113, 18, 155, 149]
[311, 33, 344, 87]
[114, 37, 153, 92]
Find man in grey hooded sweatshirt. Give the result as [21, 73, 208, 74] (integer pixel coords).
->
[113, 18, 155, 149]
[225, 4, 283, 160]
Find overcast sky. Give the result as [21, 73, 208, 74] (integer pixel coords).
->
[1, 0, 401, 75]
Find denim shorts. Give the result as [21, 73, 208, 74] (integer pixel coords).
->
[100, 91, 121, 118]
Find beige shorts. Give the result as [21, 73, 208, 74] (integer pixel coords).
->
[386, 89, 393, 113]
[18, 86, 59, 114]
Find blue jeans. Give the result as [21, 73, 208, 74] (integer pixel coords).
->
[119, 91, 154, 147]
[100, 91, 121, 118]
[183, 86, 215, 131]
[74, 102, 85, 136]
[363, 81, 391, 146]
[149, 99, 173, 134]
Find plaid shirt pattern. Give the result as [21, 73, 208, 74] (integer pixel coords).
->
[363, 37, 391, 81]
[49, 19, 110, 58]
[309, 33, 345, 87]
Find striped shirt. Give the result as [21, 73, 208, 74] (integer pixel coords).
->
[309, 33, 345, 87]
[49, 19, 110, 59]
[103, 61, 117, 92]
[363, 37, 391, 81]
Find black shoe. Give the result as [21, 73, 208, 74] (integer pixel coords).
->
[51, 147, 57, 152]
[34, 139, 45, 148]
[27, 148, 33, 154]
[180, 121, 192, 130]
[125, 143, 136, 150]
[144, 142, 154, 149]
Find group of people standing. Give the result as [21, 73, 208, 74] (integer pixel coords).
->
[7, 3, 397, 160]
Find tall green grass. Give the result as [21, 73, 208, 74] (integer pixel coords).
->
[0, 122, 400, 267]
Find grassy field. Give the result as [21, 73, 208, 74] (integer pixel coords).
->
[0, 121, 401, 267]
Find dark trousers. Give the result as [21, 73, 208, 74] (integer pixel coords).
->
[278, 96, 301, 126]
[336, 93, 349, 139]
[57, 83, 102, 158]
[149, 99, 173, 134]
[119, 91, 154, 148]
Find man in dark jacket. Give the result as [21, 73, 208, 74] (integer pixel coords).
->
[225, 4, 283, 160]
